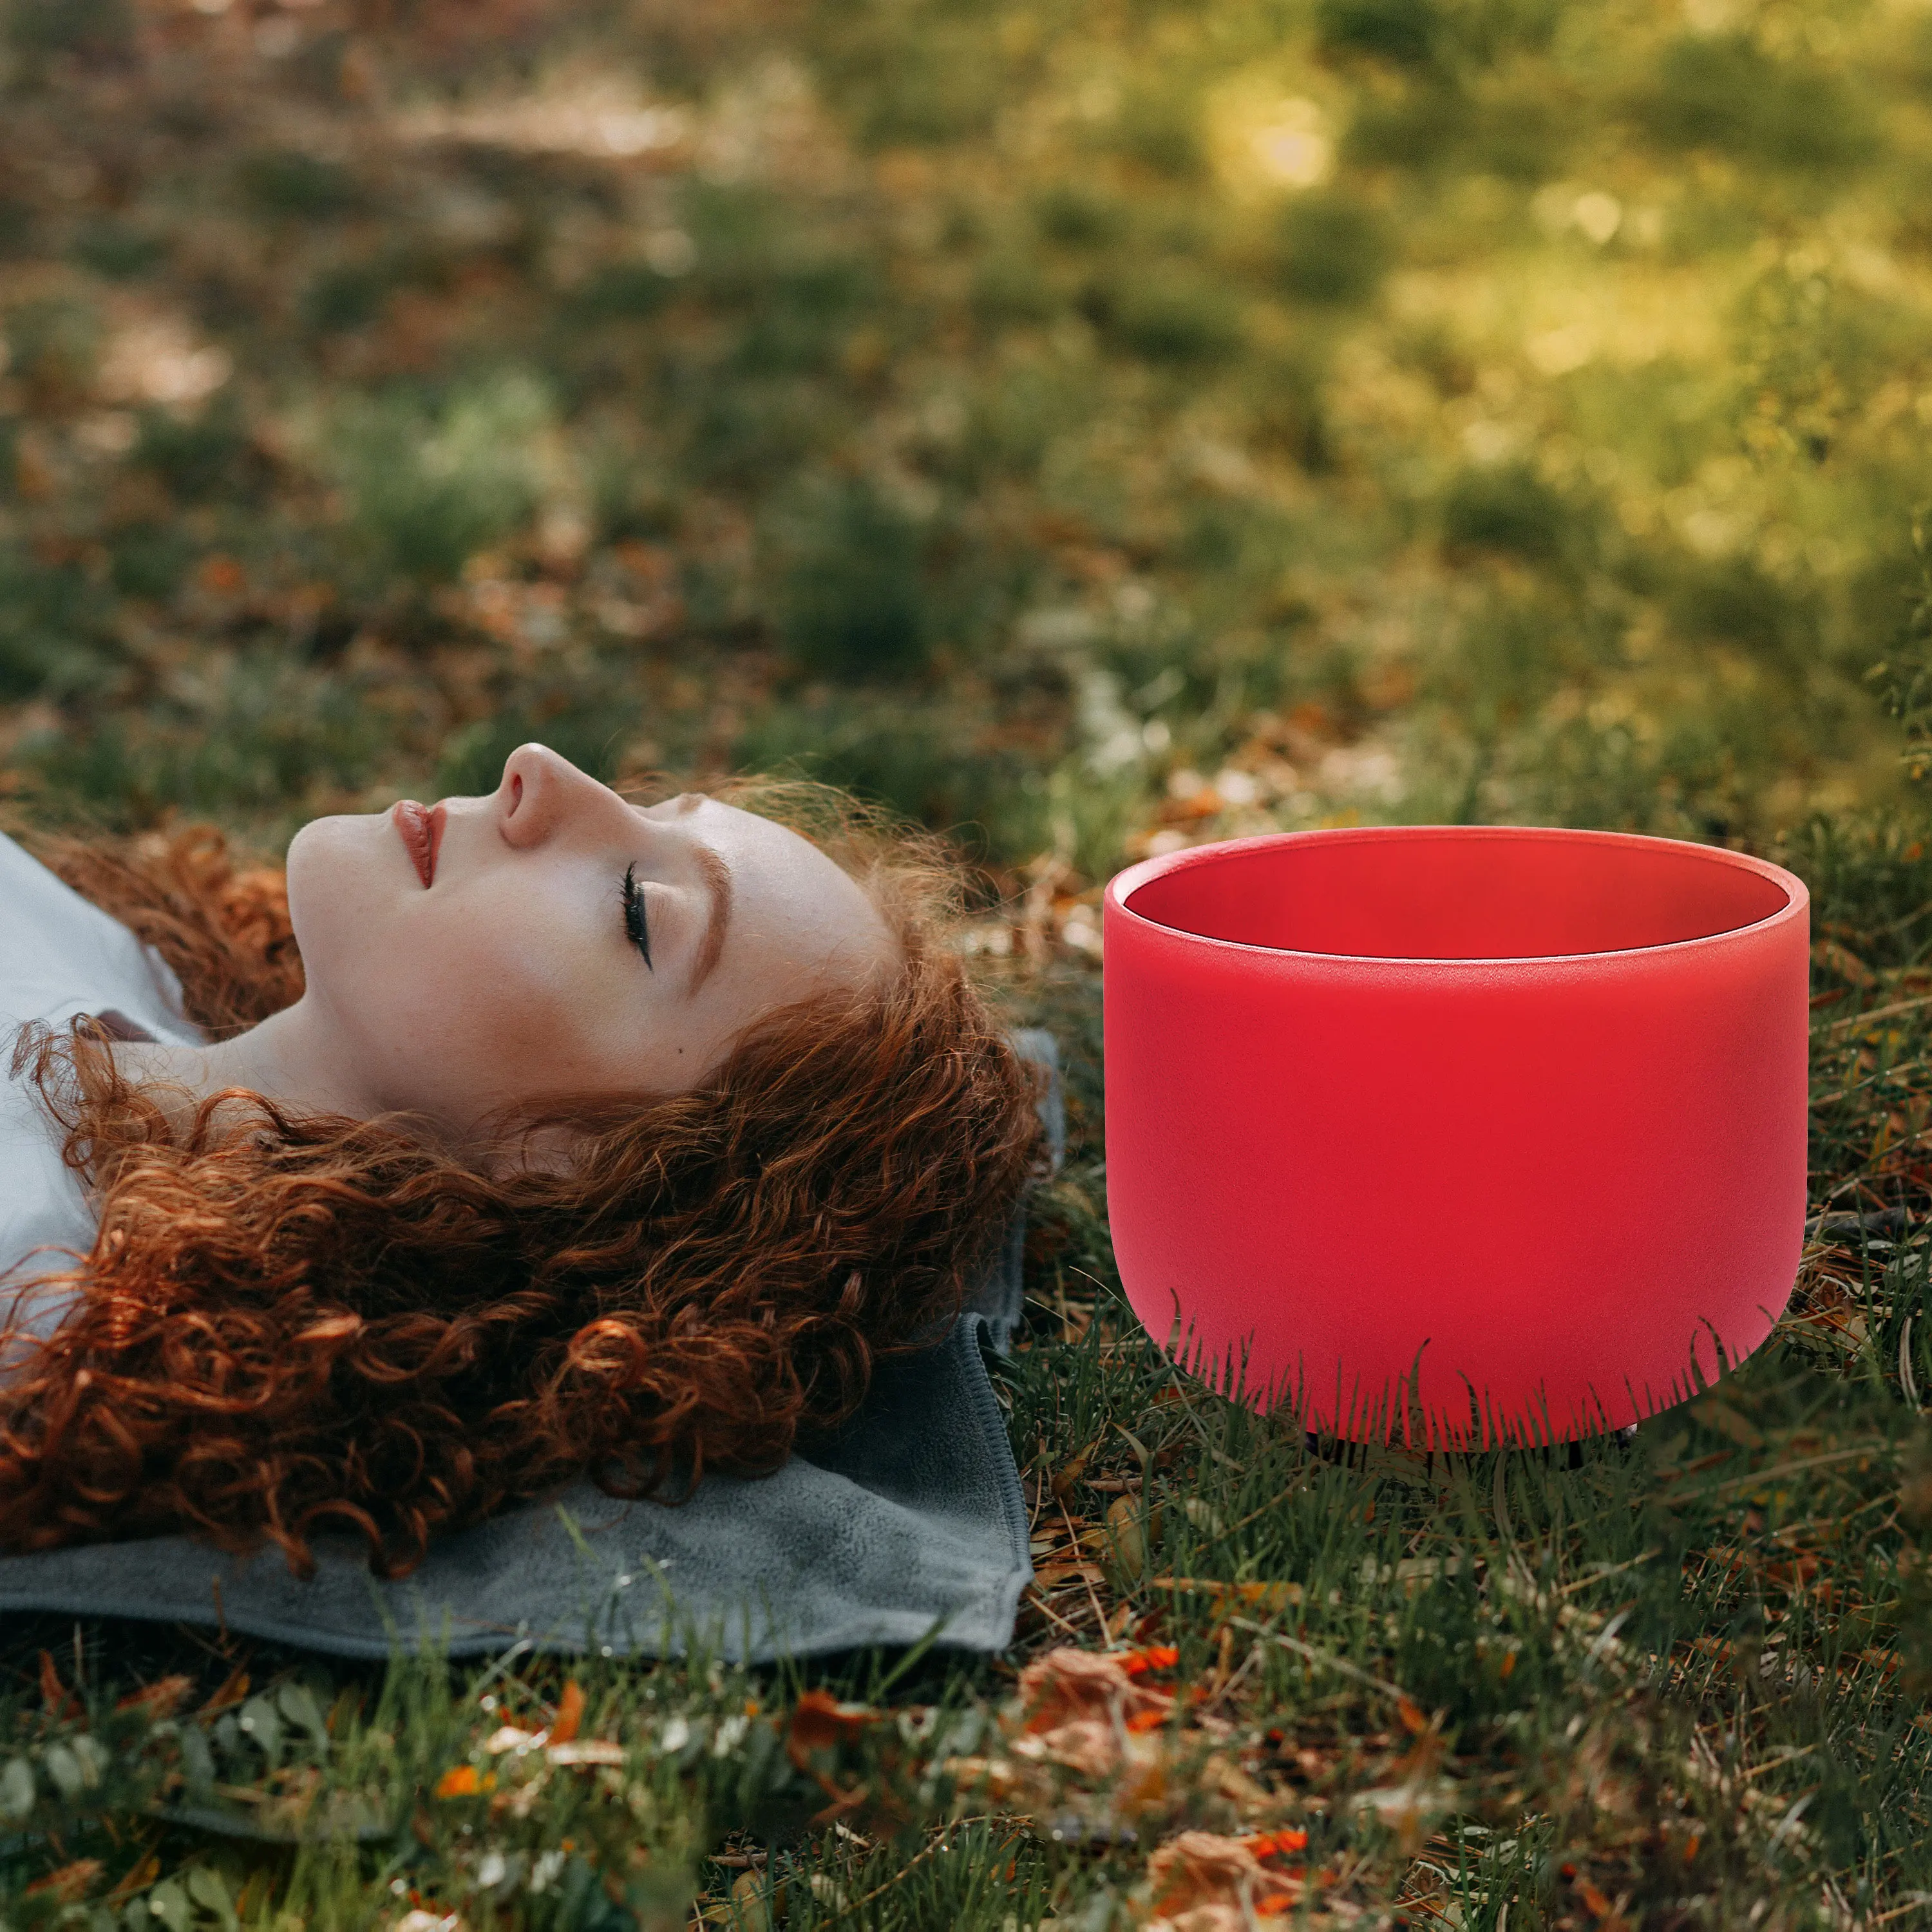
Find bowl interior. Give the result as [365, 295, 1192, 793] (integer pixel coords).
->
[1122, 830, 1791, 960]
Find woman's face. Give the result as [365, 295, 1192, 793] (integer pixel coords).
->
[284, 745, 893, 1132]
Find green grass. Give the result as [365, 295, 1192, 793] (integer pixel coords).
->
[6, 0, 1932, 1921]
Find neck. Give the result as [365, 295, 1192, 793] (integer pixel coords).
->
[111, 999, 382, 1132]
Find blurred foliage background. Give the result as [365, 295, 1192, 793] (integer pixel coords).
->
[6, 0, 1932, 909]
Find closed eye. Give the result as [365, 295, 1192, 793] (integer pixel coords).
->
[621, 863, 653, 971]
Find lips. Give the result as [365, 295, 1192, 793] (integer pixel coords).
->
[391, 800, 446, 888]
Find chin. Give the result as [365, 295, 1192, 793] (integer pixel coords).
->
[285, 812, 392, 985]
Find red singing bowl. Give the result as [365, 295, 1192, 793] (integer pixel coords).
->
[1102, 826, 1810, 1444]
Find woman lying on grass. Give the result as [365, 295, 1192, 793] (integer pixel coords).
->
[0, 744, 1043, 1578]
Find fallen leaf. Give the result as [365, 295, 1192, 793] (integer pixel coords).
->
[1106, 1496, 1165, 1578]
[1036, 1562, 1106, 1594]
[106, 1852, 162, 1906]
[1144, 1832, 1298, 1924]
[1812, 938, 1875, 987]
[1569, 1870, 1624, 1927]
[550, 1680, 585, 1746]
[1182, 1498, 1226, 1537]
[1151, 1577, 1304, 1613]
[786, 1690, 875, 1770]
[484, 1727, 544, 1754]
[37, 1651, 77, 1723]
[1020, 1647, 1173, 1734]
[201, 1667, 251, 1717]
[728, 1870, 784, 1932]
[1242, 1828, 1309, 1858]
[934, 1754, 1023, 1801]
[116, 1676, 194, 1721]
[547, 1739, 625, 1766]
[1148, 1905, 1243, 1932]
[1689, 1397, 1765, 1450]
[25, 1860, 102, 1902]
[1013, 1716, 1124, 1777]
[1052, 1440, 1100, 1500]
[1349, 1779, 1452, 1855]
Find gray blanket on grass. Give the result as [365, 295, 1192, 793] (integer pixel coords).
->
[0, 1033, 1063, 1665]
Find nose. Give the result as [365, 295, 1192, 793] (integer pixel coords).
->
[495, 743, 627, 851]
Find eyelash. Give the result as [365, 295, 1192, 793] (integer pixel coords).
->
[621, 864, 653, 971]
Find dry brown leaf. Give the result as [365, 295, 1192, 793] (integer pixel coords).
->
[728, 1869, 785, 1932]
[106, 1852, 162, 1907]
[1034, 1561, 1107, 1592]
[201, 1667, 251, 1717]
[1142, 1830, 1302, 1927]
[484, 1727, 543, 1755]
[1013, 1716, 1124, 1779]
[1198, 1753, 1273, 1808]
[1151, 1905, 1245, 1932]
[1688, 1397, 1765, 1450]
[115, 1676, 194, 1721]
[786, 1690, 875, 1769]
[37, 1651, 77, 1723]
[934, 1754, 1024, 1801]
[24, 1861, 103, 1903]
[1105, 1496, 1164, 1577]
[1052, 1440, 1101, 1500]
[547, 1739, 625, 1766]
[549, 1680, 585, 1746]
[1019, 1647, 1173, 1734]
[1007, 1647, 1184, 1789]
[1151, 1576, 1304, 1612]
[1812, 939, 1875, 987]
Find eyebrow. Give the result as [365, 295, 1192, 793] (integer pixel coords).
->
[688, 841, 732, 996]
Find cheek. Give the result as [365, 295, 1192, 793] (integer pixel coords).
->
[373, 899, 608, 1097]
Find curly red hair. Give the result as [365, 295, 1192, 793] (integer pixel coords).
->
[0, 789, 1043, 1577]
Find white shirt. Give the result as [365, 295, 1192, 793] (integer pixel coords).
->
[0, 831, 204, 1347]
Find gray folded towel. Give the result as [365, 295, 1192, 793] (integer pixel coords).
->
[0, 1032, 1062, 1665]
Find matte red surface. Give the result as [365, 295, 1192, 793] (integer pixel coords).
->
[1101, 826, 1810, 1443]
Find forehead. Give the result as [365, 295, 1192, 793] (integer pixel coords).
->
[645, 794, 885, 942]
[645, 792, 829, 869]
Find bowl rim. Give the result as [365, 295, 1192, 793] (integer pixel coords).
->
[1104, 823, 1810, 967]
